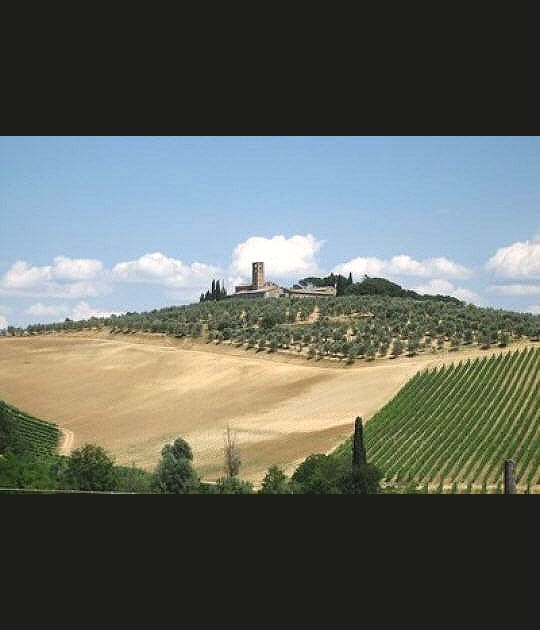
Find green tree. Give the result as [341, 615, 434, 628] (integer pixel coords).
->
[0, 451, 58, 490]
[291, 454, 346, 494]
[215, 476, 253, 494]
[64, 444, 117, 491]
[153, 452, 198, 494]
[260, 312, 278, 329]
[161, 437, 193, 462]
[407, 337, 419, 356]
[115, 464, 154, 493]
[153, 437, 198, 494]
[260, 466, 291, 494]
[392, 340, 403, 358]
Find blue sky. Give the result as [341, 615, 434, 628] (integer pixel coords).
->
[1, 136, 539, 328]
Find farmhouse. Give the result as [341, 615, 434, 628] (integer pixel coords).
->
[230, 262, 337, 299]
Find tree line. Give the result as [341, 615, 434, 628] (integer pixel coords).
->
[200, 279, 227, 302]
[0, 402, 381, 494]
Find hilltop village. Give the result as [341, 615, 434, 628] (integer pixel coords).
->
[231, 262, 337, 299]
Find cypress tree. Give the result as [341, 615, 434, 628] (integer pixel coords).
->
[352, 416, 367, 466]
[216, 280, 221, 300]
[211, 280, 216, 300]
[351, 416, 367, 493]
[348, 272, 353, 285]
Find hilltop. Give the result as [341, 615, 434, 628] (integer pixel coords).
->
[19, 275, 540, 365]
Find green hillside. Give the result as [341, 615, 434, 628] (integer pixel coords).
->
[333, 347, 540, 492]
[0, 401, 61, 457]
[22, 290, 540, 364]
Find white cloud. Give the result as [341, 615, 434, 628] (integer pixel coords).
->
[333, 254, 471, 280]
[486, 235, 540, 279]
[70, 302, 123, 321]
[413, 279, 483, 305]
[51, 256, 103, 281]
[112, 252, 220, 290]
[487, 283, 540, 296]
[0, 256, 109, 299]
[26, 303, 69, 317]
[23, 301, 121, 323]
[231, 234, 324, 280]
[0, 315, 7, 330]
[527, 305, 540, 314]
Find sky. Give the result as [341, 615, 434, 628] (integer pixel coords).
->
[0, 135, 539, 329]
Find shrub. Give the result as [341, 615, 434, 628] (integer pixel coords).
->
[215, 477, 253, 494]
[0, 451, 58, 490]
[116, 464, 154, 493]
[259, 466, 291, 494]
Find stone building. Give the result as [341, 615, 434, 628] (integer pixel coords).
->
[283, 285, 337, 298]
[230, 261, 337, 299]
[232, 262, 284, 298]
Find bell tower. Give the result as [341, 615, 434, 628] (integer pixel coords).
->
[252, 262, 264, 289]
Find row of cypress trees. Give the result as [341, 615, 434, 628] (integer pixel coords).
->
[200, 279, 227, 302]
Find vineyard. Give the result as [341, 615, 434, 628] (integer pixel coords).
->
[333, 347, 540, 492]
[0, 400, 61, 457]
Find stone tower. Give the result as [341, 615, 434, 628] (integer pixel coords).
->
[252, 262, 264, 289]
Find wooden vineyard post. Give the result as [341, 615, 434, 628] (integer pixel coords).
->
[503, 459, 517, 494]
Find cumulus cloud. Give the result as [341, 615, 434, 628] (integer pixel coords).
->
[51, 256, 103, 281]
[486, 235, 540, 279]
[26, 303, 69, 317]
[528, 305, 540, 314]
[486, 283, 540, 296]
[231, 234, 324, 280]
[0, 315, 7, 330]
[333, 254, 471, 280]
[70, 301, 123, 321]
[112, 252, 220, 290]
[412, 279, 483, 305]
[0, 256, 109, 299]
[23, 301, 121, 323]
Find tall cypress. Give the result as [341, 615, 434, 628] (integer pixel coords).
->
[216, 280, 221, 300]
[348, 272, 353, 285]
[352, 416, 367, 467]
[211, 280, 216, 299]
[352, 416, 366, 493]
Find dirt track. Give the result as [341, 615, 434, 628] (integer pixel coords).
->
[0, 333, 533, 481]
